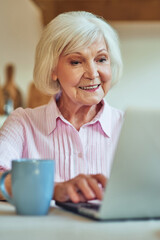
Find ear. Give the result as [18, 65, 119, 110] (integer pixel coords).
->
[52, 70, 58, 82]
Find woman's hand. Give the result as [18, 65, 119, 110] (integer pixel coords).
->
[53, 174, 107, 203]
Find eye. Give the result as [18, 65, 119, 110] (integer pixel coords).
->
[70, 60, 81, 65]
[98, 58, 107, 63]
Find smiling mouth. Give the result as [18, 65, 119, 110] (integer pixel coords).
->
[79, 84, 100, 90]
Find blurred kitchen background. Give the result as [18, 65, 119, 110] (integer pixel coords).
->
[0, 0, 160, 125]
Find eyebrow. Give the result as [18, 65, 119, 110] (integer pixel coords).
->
[66, 49, 108, 56]
[97, 49, 108, 53]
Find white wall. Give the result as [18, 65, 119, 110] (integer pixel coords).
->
[0, 0, 43, 106]
[0, 2, 160, 110]
[106, 22, 160, 110]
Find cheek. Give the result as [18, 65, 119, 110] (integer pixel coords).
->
[101, 68, 112, 94]
[101, 68, 112, 83]
[59, 67, 82, 85]
[101, 81, 111, 96]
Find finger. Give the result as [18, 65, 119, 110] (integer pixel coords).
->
[87, 177, 103, 200]
[76, 178, 96, 200]
[53, 182, 70, 202]
[91, 174, 107, 188]
[66, 184, 81, 203]
[77, 192, 87, 202]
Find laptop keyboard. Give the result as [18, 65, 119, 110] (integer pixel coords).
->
[77, 202, 100, 210]
[56, 201, 101, 211]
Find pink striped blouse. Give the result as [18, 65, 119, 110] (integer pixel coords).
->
[0, 97, 124, 181]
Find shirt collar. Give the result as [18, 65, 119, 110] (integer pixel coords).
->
[86, 99, 112, 138]
[46, 97, 112, 137]
[46, 96, 61, 135]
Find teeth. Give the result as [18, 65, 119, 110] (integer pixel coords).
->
[79, 85, 99, 90]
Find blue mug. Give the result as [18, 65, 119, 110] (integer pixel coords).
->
[0, 159, 55, 215]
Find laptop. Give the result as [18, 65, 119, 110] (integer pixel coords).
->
[56, 108, 160, 221]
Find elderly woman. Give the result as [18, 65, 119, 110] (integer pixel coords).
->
[0, 11, 123, 202]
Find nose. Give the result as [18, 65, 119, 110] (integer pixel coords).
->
[83, 62, 98, 80]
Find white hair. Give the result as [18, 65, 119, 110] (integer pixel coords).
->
[34, 11, 123, 95]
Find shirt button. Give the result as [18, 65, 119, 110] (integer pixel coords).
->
[78, 152, 83, 158]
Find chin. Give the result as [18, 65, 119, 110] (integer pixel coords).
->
[83, 97, 103, 106]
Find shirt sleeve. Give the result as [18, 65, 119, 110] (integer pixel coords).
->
[0, 108, 24, 170]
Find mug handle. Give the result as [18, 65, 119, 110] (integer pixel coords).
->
[0, 170, 14, 205]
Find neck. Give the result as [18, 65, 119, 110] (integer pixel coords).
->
[57, 97, 102, 131]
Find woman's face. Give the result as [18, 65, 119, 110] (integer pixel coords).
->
[52, 37, 112, 107]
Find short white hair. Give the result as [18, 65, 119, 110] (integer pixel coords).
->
[34, 11, 123, 95]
